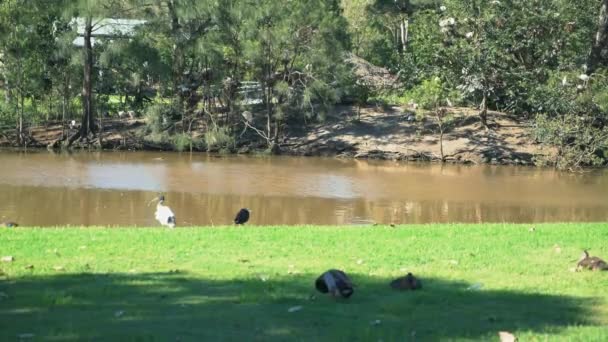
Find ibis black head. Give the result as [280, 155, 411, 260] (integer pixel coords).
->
[234, 208, 250, 225]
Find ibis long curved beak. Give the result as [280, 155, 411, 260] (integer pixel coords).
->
[147, 197, 159, 207]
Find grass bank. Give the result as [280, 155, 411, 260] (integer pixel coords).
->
[1, 224, 607, 341]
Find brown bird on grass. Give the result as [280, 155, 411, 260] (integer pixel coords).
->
[390, 272, 422, 290]
[577, 250, 608, 271]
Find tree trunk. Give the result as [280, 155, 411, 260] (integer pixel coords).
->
[266, 84, 272, 146]
[587, 0, 608, 74]
[479, 92, 488, 128]
[399, 17, 409, 52]
[19, 93, 23, 146]
[62, 73, 68, 140]
[439, 129, 444, 162]
[80, 16, 94, 142]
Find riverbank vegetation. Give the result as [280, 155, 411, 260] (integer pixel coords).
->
[0, 1, 608, 169]
[1, 224, 607, 340]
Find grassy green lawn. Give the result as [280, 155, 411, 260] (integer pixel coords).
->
[1, 224, 607, 341]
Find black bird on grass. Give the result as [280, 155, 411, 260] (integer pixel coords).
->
[234, 208, 251, 225]
[315, 269, 354, 298]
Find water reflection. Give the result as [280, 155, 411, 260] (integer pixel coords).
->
[0, 150, 606, 226]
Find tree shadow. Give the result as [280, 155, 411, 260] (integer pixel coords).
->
[0, 272, 599, 340]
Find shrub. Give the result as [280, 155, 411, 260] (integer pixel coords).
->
[204, 125, 235, 151]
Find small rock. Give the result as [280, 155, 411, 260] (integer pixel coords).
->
[466, 283, 484, 291]
[17, 333, 35, 339]
[554, 244, 561, 253]
[287, 305, 303, 313]
[356, 259, 364, 265]
[1, 256, 14, 262]
[498, 331, 517, 342]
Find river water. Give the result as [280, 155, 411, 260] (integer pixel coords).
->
[0, 150, 606, 226]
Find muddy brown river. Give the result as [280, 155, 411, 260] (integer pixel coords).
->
[0, 150, 606, 226]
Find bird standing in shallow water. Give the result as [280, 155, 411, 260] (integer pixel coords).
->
[234, 208, 250, 225]
[149, 195, 176, 228]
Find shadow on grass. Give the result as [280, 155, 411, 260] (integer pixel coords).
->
[0, 271, 600, 340]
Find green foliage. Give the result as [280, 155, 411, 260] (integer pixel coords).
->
[204, 125, 235, 151]
[533, 70, 608, 170]
[0, 0, 606, 166]
[407, 77, 446, 110]
[172, 132, 203, 152]
[144, 103, 178, 134]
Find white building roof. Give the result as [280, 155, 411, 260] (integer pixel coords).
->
[72, 18, 146, 47]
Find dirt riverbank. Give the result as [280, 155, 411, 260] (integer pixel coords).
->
[0, 105, 547, 165]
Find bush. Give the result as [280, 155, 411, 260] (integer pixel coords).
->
[144, 103, 180, 134]
[204, 125, 235, 151]
[172, 133, 191, 152]
[532, 70, 608, 170]
[404, 77, 461, 110]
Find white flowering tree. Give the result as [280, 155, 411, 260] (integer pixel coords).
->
[437, 0, 504, 128]
[439, 0, 597, 125]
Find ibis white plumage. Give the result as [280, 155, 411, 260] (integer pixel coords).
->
[150, 195, 176, 228]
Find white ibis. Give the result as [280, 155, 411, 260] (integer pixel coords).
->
[149, 195, 176, 228]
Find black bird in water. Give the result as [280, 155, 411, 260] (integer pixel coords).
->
[315, 269, 354, 298]
[234, 208, 251, 225]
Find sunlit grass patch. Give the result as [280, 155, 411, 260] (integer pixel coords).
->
[0, 223, 607, 340]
